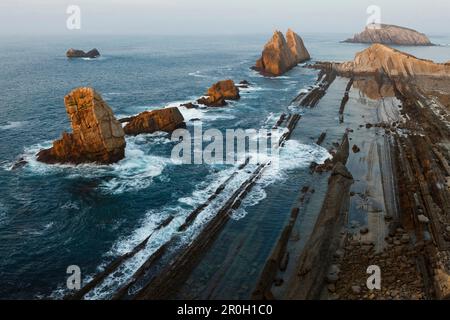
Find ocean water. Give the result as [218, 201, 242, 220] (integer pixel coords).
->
[0, 33, 449, 299]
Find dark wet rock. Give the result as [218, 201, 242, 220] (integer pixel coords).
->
[37, 87, 125, 165]
[352, 145, 361, 153]
[237, 80, 251, 88]
[123, 107, 186, 136]
[180, 102, 199, 109]
[66, 48, 100, 58]
[11, 158, 28, 170]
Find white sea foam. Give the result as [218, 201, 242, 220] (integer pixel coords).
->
[0, 121, 28, 130]
[83, 165, 252, 300]
[188, 70, 209, 78]
[17, 136, 171, 194]
[229, 140, 331, 219]
[68, 138, 330, 299]
[61, 201, 80, 211]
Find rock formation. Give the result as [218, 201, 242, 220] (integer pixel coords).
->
[253, 29, 310, 76]
[334, 44, 450, 79]
[122, 107, 185, 136]
[66, 48, 101, 58]
[197, 79, 240, 107]
[37, 88, 125, 165]
[343, 24, 433, 46]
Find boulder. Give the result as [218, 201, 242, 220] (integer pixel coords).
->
[344, 24, 433, 46]
[66, 48, 101, 58]
[37, 87, 125, 165]
[123, 107, 185, 136]
[334, 44, 450, 79]
[253, 29, 310, 76]
[197, 79, 240, 107]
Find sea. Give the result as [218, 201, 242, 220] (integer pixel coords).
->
[0, 32, 449, 299]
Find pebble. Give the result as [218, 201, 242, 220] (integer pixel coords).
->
[334, 250, 344, 259]
[401, 234, 410, 244]
[418, 215, 430, 224]
[326, 273, 339, 284]
[328, 284, 336, 293]
[360, 227, 369, 235]
[352, 286, 361, 294]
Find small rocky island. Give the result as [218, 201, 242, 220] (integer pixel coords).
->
[121, 107, 186, 136]
[343, 24, 433, 46]
[253, 29, 310, 77]
[66, 48, 101, 58]
[37, 87, 126, 165]
[197, 79, 241, 107]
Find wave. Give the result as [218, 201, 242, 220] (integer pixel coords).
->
[0, 202, 7, 226]
[81, 165, 254, 299]
[15, 135, 172, 195]
[0, 121, 28, 130]
[188, 70, 210, 78]
[228, 140, 331, 219]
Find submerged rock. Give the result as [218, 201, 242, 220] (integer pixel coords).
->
[344, 24, 433, 46]
[197, 79, 240, 107]
[253, 29, 310, 77]
[123, 107, 185, 136]
[66, 48, 101, 58]
[37, 87, 126, 165]
[334, 44, 450, 79]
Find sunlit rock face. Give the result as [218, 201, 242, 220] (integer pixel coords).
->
[334, 44, 450, 79]
[123, 107, 186, 135]
[197, 79, 240, 107]
[37, 87, 126, 165]
[253, 29, 310, 77]
[343, 24, 433, 46]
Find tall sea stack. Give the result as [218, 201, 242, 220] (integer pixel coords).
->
[253, 29, 310, 77]
[37, 87, 126, 165]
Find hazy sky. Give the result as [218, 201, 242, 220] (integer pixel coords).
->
[0, 0, 449, 35]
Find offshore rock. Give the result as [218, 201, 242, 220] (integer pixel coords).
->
[343, 24, 433, 46]
[123, 107, 185, 135]
[197, 79, 240, 107]
[253, 29, 310, 77]
[37, 87, 125, 165]
[66, 48, 101, 58]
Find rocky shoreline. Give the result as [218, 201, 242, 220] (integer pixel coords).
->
[252, 45, 450, 300]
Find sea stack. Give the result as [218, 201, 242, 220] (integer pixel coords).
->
[122, 107, 186, 136]
[66, 48, 101, 58]
[334, 44, 450, 79]
[253, 29, 310, 77]
[343, 24, 433, 46]
[37, 87, 126, 165]
[197, 79, 240, 107]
